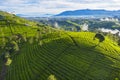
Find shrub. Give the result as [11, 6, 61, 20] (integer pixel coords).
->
[5, 40, 19, 53]
[4, 52, 10, 58]
[48, 74, 57, 80]
[93, 33, 105, 42]
[11, 41, 19, 51]
[118, 39, 120, 46]
[28, 37, 34, 44]
[39, 40, 43, 46]
[5, 58, 12, 66]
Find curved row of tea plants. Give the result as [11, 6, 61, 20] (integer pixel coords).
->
[1, 32, 120, 80]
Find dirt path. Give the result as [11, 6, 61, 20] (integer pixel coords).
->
[0, 61, 7, 80]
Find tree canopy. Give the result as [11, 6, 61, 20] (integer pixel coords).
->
[93, 33, 105, 42]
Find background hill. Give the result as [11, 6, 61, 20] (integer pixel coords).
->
[56, 9, 120, 17]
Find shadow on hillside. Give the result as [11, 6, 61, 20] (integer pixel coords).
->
[91, 45, 97, 49]
[91, 44, 99, 49]
[91, 42, 101, 49]
[63, 46, 120, 80]
[25, 36, 120, 80]
[4, 35, 120, 80]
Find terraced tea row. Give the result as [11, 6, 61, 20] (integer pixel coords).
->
[4, 35, 72, 80]
[2, 32, 120, 80]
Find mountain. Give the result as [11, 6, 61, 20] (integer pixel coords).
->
[16, 14, 29, 17]
[16, 13, 53, 17]
[56, 9, 120, 17]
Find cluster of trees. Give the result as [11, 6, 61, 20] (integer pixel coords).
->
[101, 32, 120, 46]
[89, 21, 116, 29]
[4, 52, 12, 66]
[93, 33, 105, 43]
[1, 25, 54, 65]
[1, 33, 27, 66]
[94, 32, 120, 46]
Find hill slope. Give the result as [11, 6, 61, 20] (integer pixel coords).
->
[1, 31, 120, 80]
[0, 11, 55, 80]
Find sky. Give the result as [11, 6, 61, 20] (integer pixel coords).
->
[0, 0, 120, 16]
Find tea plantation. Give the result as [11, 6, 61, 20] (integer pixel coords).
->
[0, 11, 120, 80]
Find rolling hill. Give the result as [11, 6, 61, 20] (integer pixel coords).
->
[56, 9, 120, 17]
[0, 11, 120, 80]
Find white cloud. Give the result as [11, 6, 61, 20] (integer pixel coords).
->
[99, 28, 120, 34]
[0, 0, 120, 16]
[1, 0, 24, 5]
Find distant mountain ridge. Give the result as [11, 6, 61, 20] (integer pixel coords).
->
[16, 13, 53, 17]
[56, 9, 120, 17]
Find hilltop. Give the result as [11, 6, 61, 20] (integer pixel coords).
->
[0, 11, 120, 80]
[0, 11, 37, 26]
[0, 10, 54, 36]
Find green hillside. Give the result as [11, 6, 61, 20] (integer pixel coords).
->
[0, 11, 120, 80]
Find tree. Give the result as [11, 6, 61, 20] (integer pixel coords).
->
[48, 74, 57, 80]
[1, 32, 6, 48]
[114, 77, 119, 80]
[15, 33, 27, 43]
[37, 29, 41, 41]
[6, 20, 13, 35]
[5, 58, 12, 66]
[28, 37, 34, 44]
[118, 39, 120, 46]
[4, 52, 12, 66]
[11, 41, 19, 51]
[93, 33, 105, 43]
[5, 40, 19, 53]
[39, 40, 43, 46]
[4, 52, 10, 58]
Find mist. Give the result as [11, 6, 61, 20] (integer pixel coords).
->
[98, 28, 120, 36]
[81, 23, 88, 31]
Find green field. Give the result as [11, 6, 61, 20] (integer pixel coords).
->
[0, 11, 120, 80]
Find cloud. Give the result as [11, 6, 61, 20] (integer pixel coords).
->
[99, 28, 120, 35]
[0, 0, 120, 16]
